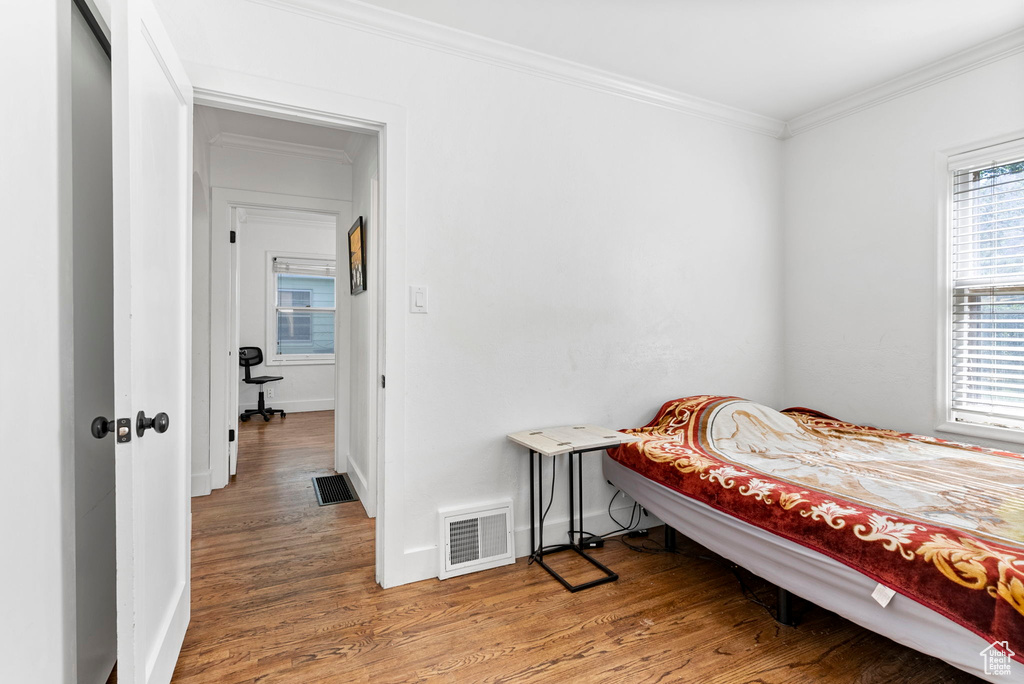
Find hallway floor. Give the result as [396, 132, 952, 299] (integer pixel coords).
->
[170, 410, 974, 683]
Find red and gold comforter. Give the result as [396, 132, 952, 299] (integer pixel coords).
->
[607, 396, 1024, 661]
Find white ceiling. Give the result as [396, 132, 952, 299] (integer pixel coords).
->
[352, 0, 1024, 121]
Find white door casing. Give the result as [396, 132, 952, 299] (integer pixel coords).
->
[112, 0, 193, 681]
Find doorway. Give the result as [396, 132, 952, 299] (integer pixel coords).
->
[191, 104, 382, 535]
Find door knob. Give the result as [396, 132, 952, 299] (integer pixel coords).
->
[91, 417, 115, 439]
[92, 416, 132, 442]
[136, 411, 170, 438]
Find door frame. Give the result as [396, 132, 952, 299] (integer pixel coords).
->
[191, 65, 407, 589]
[208, 189, 350, 489]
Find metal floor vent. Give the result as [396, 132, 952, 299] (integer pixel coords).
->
[313, 473, 358, 506]
[438, 500, 515, 580]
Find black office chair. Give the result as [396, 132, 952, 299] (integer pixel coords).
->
[239, 346, 286, 422]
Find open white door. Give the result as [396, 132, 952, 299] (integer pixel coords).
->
[112, 1, 193, 682]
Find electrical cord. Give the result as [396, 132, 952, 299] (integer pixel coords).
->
[528, 459, 559, 566]
[541, 459, 556, 521]
[606, 490, 642, 534]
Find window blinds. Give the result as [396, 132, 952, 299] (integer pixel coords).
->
[272, 256, 336, 277]
[950, 152, 1024, 427]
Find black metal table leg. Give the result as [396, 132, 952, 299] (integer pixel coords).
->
[529, 450, 535, 561]
[528, 448, 618, 592]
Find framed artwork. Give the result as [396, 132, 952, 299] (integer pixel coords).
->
[348, 216, 366, 295]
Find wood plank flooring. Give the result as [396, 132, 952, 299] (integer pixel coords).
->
[171, 410, 979, 683]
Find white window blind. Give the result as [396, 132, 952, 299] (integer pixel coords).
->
[950, 148, 1024, 429]
[272, 256, 336, 278]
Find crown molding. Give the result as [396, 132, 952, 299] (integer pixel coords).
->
[209, 131, 354, 164]
[243, 207, 338, 228]
[787, 27, 1024, 137]
[246, 215, 338, 229]
[247, 0, 787, 139]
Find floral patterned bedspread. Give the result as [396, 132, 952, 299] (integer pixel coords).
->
[607, 395, 1024, 661]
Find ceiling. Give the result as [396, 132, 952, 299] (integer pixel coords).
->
[352, 0, 1024, 121]
[196, 105, 373, 160]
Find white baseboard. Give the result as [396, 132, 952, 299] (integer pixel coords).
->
[347, 457, 374, 518]
[401, 546, 439, 585]
[239, 398, 335, 413]
[192, 469, 212, 497]
[397, 503, 660, 586]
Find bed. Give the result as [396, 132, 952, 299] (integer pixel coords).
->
[603, 395, 1024, 682]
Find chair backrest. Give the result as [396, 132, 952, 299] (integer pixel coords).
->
[239, 346, 264, 381]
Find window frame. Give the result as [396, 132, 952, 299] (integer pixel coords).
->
[937, 135, 1024, 445]
[265, 251, 337, 366]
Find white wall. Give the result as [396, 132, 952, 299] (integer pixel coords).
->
[210, 145, 352, 199]
[348, 138, 377, 509]
[0, 2, 76, 681]
[191, 117, 213, 495]
[238, 215, 343, 413]
[783, 53, 1024, 451]
[159, 0, 785, 583]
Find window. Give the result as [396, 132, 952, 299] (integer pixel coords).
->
[269, 255, 336, 363]
[947, 141, 1024, 432]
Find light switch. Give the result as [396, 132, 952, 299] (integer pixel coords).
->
[410, 285, 428, 313]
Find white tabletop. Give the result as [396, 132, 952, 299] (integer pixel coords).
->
[507, 424, 638, 457]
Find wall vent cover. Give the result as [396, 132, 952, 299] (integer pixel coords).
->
[438, 500, 515, 580]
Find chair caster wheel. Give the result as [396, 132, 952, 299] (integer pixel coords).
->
[281, 412, 286, 418]
[240, 414, 250, 422]
[263, 414, 271, 422]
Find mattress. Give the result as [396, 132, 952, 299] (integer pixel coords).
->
[604, 395, 1024, 679]
[603, 455, 999, 681]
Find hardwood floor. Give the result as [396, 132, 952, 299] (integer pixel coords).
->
[171, 410, 978, 683]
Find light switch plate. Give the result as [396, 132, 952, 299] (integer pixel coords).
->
[410, 285, 428, 313]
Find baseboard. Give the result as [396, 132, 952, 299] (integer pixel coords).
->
[347, 457, 374, 518]
[401, 546, 439, 585]
[396, 503, 660, 586]
[192, 469, 212, 497]
[239, 398, 334, 413]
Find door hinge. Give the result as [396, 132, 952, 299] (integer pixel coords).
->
[228, 429, 235, 443]
[381, 374, 385, 389]
[229, 230, 236, 243]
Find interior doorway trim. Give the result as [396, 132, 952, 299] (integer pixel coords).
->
[191, 64, 407, 589]
[208, 189, 350, 490]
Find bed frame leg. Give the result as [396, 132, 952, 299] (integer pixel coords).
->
[776, 587, 797, 627]
[664, 525, 676, 552]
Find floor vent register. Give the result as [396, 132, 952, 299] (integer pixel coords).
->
[313, 473, 359, 506]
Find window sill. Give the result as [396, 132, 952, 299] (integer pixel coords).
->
[266, 356, 335, 367]
[935, 421, 1024, 448]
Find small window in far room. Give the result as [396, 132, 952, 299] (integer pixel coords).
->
[947, 141, 1024, 433]
[270, 255, 336, 363]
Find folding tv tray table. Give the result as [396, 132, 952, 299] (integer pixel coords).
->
[507, 425, 638, 592]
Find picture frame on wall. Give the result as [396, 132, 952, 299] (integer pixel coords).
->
[348, 216, 366, 295]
